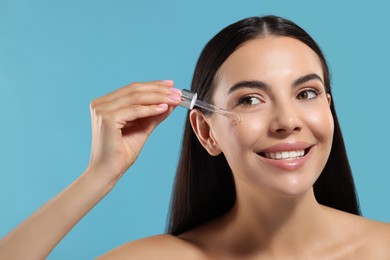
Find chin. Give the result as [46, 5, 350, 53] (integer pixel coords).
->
[270, 179, 317, 199]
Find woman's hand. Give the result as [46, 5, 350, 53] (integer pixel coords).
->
[87, 80, 182, 179]
[0, 80, 182, 259]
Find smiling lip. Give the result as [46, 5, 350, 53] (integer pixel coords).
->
[257, 141, 313, 171]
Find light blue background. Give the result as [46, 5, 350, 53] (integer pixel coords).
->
[1, 0, 389, 259]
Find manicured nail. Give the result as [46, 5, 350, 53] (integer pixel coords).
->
[163, 80, 174, 85]
[169, 88, 181, 95]
[168, 94, 181, 102]
[157, 103, 168, 110]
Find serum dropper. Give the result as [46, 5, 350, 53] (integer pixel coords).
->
[179, 89, 241, 124]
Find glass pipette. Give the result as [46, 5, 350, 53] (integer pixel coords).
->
[179, 89, 241, 124]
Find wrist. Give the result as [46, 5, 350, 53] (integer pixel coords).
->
[81, 166, 122, 194]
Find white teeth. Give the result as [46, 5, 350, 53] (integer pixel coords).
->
[264, 150, 305, 160]
[281, 151, 289, 159]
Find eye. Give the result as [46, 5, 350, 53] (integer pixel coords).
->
[237, 95, 263, 107]
[297, 89, 321, 100]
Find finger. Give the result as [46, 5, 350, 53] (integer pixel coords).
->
[94, 88, 182, 114]
[93, 80, 175, 105]
[102, 103, 172, 130]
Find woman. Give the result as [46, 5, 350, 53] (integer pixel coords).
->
[1, 15, 389, 259]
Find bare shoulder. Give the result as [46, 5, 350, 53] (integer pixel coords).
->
[343, 211, 390, 242]
[361, 218, 390, 256]
[324, 207, 390, 258]
[96, 234, 205, 260]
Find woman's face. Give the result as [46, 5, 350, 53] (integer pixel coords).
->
[207, 36, 334, 197]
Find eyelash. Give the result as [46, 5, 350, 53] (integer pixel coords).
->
[297, 88, 323, 100]
[236, 88, 323, 107]
[237, 95, 263, 107]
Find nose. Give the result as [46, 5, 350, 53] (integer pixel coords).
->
[269, 103, 302, 136]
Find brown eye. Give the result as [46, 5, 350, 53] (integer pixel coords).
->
[297, 89, 319, 100]
[238, 95, 262, 107]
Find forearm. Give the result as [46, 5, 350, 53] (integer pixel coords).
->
[0, 168, 118, 260]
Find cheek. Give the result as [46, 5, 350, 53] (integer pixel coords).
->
[234, 116, 270, 147]
[305, 106, 334, 142]
[213, 115, 268, 152]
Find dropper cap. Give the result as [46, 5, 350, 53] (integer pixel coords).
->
[180, 89, 197, 109]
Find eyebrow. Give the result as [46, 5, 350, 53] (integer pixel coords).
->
[228, 80, 269, 94]
[228, 73, 324, 94]
[292, 73, 324, 88]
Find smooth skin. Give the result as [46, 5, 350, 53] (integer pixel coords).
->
[1, 37, 389, 259]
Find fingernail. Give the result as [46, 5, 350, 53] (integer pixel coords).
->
[169, 88, 181, 95]
[163, 80, 174, 85]
[157, 103, 168, 110]
[168, 94, 181, 102]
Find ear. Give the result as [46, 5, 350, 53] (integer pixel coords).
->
[327, 93, 332, 106]
[189, 109, 222, 156]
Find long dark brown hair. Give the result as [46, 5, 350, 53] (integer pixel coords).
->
[168, 15, 360, 236]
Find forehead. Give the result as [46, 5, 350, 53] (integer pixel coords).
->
[216, 36, 323, 86]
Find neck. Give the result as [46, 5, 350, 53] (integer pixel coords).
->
[218, 184, 332, 256]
